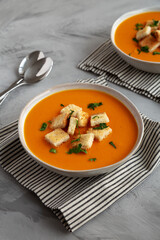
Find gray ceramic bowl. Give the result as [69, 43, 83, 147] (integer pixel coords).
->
[18, 83, 144, 177]
[111, 7, 160, 73]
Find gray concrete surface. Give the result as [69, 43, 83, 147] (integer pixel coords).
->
[0, 0, 160, 239]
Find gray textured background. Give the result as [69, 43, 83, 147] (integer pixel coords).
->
[0, 0, 160, 239]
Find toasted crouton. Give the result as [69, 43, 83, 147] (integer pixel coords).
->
[50, 113, 68, 129]
[72, 133, 94, 150]
[146, 20, 155, 26]
[68, 117, 78, 135]
[77, 111, 89, 127]
[90, 112, 109, 127]
[45, 128, 70, 147]
[60, 104, 82, 117]
[139, 35, 160, 52]
[136, 26, 151, 40]
[155, 30, 160, 41]
[146, 20, 160, 30]
[87, 127, 112, 141]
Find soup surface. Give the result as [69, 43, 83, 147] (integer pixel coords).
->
[24, 89, 138, 170]
[115, 11, 160, 61]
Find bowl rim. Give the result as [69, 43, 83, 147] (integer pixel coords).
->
[18, 82, 144, 176]
[111, 6, 160, 64]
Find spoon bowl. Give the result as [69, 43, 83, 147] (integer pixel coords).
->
[24, 57, 53, 83]
[18, 51, 45, 76]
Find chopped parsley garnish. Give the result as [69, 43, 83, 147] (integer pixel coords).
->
[67, 144, 87, 154]
[40, 122, 47, 131]
[150, 19, 159, 27]
[137, 46, 149, 54]
[141, 46, 149, 53]
[153, 51, 160, 55]
[132, 38, 139, 43]
[60, 104, 64, 107]
[48, 120, 52, 123]
[135, 23, 143, 31]
[87, 102, 103, 110]
[129, 53, 131, 56]
[71, 137, 80, 143]
[93, 123, 108, 130]
[92, 115, 99, 119]
[75, 119, 81, 136]
[68, 110, 74, 120]
[76, 119, 79, 128]
[137, 49, 141, 54]
[49, 148, 57, 153]
[109, 141, 116, 149]
[89, 158, 97, 161]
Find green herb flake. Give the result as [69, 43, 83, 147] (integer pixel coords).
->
[71, 137, 80, 143]
[137, 49, 141, 54]
[129, 53, 131, 56]
[48, 120, 52, 123]
[67, 144, 87, 154]
[93, 123, 108, 130]
[150, 19, 159, 27]
[87, 102, 103, 110]
[109, 141, 116, 149]
[68, 110, 74, 120]
[76, 119, 81, 136]
[40, 122, 47, 131]
[89, 158, 97, 162]
[153, 51, 160, 55]
[132, 37, 139, 43]
[76, 120, 79, 128]
[141, 46, 149, 53]
[135, 23, 143, 31]
[60, 104, 64, 107]
[49, 148, 57, 153]
[92, 115, 99, 119]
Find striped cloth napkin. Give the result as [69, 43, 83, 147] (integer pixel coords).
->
[0, 78, 160, 232]
[78, 39, 160, 103]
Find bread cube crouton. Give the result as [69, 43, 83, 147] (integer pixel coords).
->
[87, 127, 112, 141]
[45, 128, 70, 147]
[72, 133, 94, 150]
[77, 111, 89, 127]
[68, 117, 78, 135]
[90, 112, 109, 127]
[60, 104, 82, 117]
[136, 26, 151, 40]
[155, 30, 160, 41]
[146, 20, 160, 30]
[50, 113, 68, 129]
[139, 35, 160, 52]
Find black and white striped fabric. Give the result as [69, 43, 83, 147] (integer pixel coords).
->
[78, 39, 160, 103]
[0, 80, 160, 232]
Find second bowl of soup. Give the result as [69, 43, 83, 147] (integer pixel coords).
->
[111, 7, 160, 73]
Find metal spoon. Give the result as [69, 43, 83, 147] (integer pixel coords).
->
[18, 50, 45, 76]
[0, 50, 45, 104]
[0, 53, 53, 105]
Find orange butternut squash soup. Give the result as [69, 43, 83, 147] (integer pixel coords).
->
[24, 89, 138, 171]
[115, 12, 160, 61]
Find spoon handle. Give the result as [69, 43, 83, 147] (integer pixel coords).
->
[0, 78, 25, 105]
